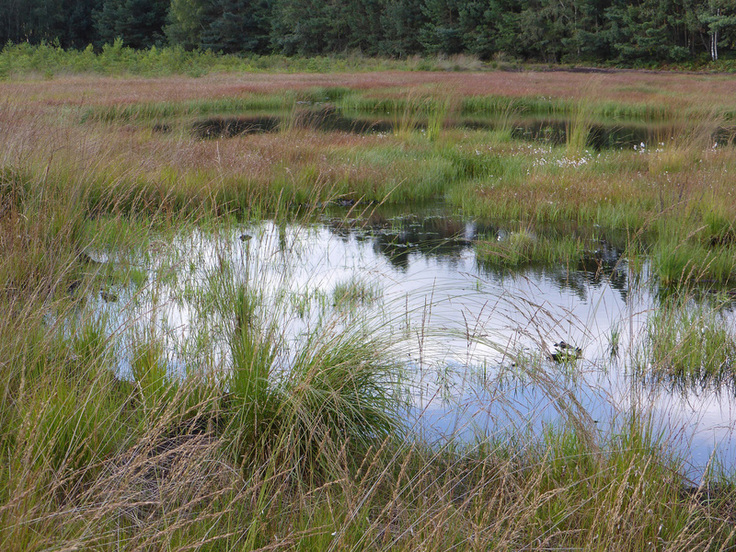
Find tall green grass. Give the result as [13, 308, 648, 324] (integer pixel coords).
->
[641, 295, 736, 383]
[475, 227, 587, 268]
[1, 186, 735, 551]
[566, 98, 594, 156]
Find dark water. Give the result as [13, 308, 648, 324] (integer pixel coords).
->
[186, 105, 736, 150]
[96, 206, 736, 481]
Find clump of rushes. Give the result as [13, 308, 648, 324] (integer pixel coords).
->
[640, 295, 736, 384]
[475, 227, 587, 268]
[224, 284, 281, 464]
[333, 277, 381, 311]
[222, 280, 399, 480]
[130, 332, 172, 413]
[386, 91, 458, 141]
[566, 97, 595, 157]
[651, 237, 736, 287]
[650, 219, 736, 287]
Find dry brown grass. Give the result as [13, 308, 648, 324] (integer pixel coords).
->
[4, 70, 736, 111]
[2, 69, 735, 240]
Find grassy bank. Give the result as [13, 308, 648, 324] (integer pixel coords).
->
[8, 43, 736, 80]
[2, 69, 736, 549]
[0, 42, 495, 79]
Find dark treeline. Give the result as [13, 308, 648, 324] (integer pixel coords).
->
[2, 0, 736, 64]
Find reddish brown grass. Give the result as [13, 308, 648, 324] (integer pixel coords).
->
[3, 70, 736, 110]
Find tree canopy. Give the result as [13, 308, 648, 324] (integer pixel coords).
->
[1, 0, 735, 65]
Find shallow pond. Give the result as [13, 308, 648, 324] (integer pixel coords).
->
[94, 205, 736, 481]
[185, 105, 736, 150]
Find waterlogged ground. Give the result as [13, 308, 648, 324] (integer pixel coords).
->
[188, 109, 687, 150]
[92, 206, 736, 481]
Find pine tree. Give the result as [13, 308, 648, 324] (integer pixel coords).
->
[270, 0, 331, 54]
[380, 0, 425, 57]
[419, 0, 463, 55]
[201, 0, 272, 53]
[95, 0, 168, 49]
[166, 0, 206, 50]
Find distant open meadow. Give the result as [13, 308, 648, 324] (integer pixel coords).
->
[3, 59, 736, 550]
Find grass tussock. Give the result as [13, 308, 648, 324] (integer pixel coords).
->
[641, 294, 736, 384]
[475, 226, 587, 268]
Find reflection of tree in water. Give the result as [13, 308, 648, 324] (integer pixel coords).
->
[324, 213, 479, 271]
[505, 119, 670, 150]
[565, 241, 629, 302]
[373, 237, 411, 270]
[323, 210, 637, 301]
[635, 365, 736, 397]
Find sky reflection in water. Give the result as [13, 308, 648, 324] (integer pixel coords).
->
[99, 209, 736, 481]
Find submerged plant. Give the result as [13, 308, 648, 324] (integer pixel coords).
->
[333, 277, 381, 311]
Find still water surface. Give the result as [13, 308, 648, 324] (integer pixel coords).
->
[97, 206, 736, 481]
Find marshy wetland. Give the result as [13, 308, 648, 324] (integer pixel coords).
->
[5, 68, 736, 550]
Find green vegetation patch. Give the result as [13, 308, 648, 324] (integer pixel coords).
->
[476, 229, 588, 268]
[641, 297, 736, 383]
